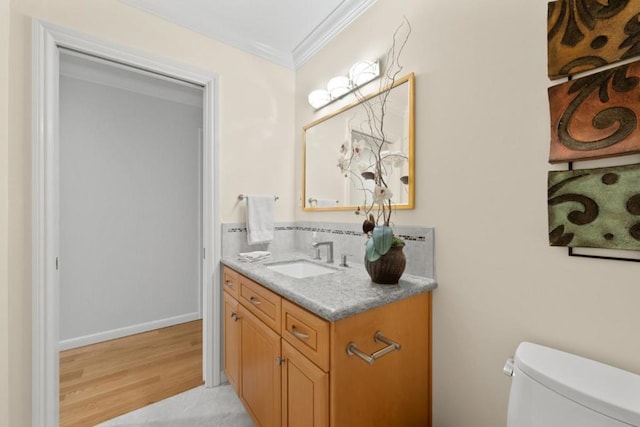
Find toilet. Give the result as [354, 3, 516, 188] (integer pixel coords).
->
[504, 342, 640, 426]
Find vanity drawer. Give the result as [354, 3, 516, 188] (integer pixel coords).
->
[282, 300, 330, 372]
[222, 266, 239, 299]
[239, 275, 281, 333]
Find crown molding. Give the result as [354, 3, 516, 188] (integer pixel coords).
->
[213, 36, 294, 69]
[119, 0, 295, 68]
[120, 0, 376, 70]
[292, 0, 377, 69]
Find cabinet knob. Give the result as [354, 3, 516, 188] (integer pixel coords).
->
[249, 296, 262, 306]
[275, 356, 286, 366]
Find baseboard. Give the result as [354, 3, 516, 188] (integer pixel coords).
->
[59, 312, 202, 351]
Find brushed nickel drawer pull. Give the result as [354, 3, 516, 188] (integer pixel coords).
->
[291, 326, 309, 340]
[230, 312, 241, 321]
[224, 280, 233, 287]
[249, 296, 261, 306]
[346, 331, 401, 365]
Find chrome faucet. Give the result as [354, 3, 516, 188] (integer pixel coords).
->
[312, 241, 334, 263]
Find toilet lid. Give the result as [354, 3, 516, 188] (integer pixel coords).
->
[515, 342, 640, 426]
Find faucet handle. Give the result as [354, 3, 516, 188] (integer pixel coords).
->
[340, 254, 350, 267]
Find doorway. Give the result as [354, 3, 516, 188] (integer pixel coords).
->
[32, 21, 221, 427]
[57, 50, 204, 424]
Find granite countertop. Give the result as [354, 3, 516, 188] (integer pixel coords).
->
[221, 252, 437, 322]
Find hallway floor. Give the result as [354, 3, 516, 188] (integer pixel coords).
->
[60, 320, 204, 426]
[98, 384, 253, 426]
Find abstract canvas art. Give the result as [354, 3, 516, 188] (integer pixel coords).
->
[548, 59, 640, 163]
[548, 163, 640, 250]
[548, 0, 640, 80]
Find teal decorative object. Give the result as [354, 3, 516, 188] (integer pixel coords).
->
[548, 163, 640, 250]
[365, 238, 382, 262]
[372, 226, 394, 257]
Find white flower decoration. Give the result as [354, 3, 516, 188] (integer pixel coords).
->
[337, 154, 350, 174]
[339, 141, 350, 155]
[373, 186, 393, 204]
[352, 139, 366, 157]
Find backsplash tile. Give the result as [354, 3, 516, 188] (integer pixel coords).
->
[221, 221, 435, 278]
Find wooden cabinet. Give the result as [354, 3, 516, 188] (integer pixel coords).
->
[281, 340, 328, 427]
[223, 292, 240, 393]
[239, 304, 282, 427]
[281, 300, 329, 372]
[222, 265, 432, 427]
[223, 266, 239, 299]
[239, 274, 281, 333]
[330, 292, 431, 427]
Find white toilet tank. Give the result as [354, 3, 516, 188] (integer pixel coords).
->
[506, 342, 640, 427]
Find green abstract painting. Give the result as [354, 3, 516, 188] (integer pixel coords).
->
[548, 163, 640, 250]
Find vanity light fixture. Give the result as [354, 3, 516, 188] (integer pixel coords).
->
[350, 60, 380, 86]
[308, 59, 380, 110]
[308, 89, 331, 109]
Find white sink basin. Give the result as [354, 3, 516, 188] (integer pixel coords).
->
[266, 260, 336, 279]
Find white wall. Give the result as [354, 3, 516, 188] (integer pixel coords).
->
[295, 1, 640, 426]
[6, 0, 295, 423]
[59, 59, 202, 347]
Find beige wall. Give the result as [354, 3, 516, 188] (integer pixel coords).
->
[296, 1, 640, 426]
[7, 0, 640, 425]
[1, 0, 10, 425]
[6, 0, 294, 424]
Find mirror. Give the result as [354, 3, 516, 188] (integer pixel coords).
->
[303, 73, 414, 211]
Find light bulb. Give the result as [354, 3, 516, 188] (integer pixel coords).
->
[349, 60, 380, 87]
[308, 89, 331, 109]
[327, 76, 350, 99]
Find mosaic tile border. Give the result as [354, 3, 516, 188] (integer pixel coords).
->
[224, 223, 427, 241]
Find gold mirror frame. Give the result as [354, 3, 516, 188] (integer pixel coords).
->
[302, 73, 415, 211]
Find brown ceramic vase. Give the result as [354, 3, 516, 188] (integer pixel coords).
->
[364, 245, 406, 284]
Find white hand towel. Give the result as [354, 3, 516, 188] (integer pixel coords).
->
[246, 195, 275, 245]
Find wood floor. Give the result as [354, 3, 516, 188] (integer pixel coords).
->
[59, 320, 204, 427]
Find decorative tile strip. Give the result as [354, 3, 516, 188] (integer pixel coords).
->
[223, 223, 429, 242]
[396, 234, 426, 242]
[547, 0, 640, 80]
[548, 163, 640, 250]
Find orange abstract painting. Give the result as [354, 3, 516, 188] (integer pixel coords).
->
[549, 59, 640, 163]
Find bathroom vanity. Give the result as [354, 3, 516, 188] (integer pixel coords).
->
[221, 254, 436, 427]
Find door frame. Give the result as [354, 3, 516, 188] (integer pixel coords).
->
[32, 20, 221, 426]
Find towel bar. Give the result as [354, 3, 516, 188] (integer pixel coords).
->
[346, 331, 401, 365]
[238, 194, 279, 201]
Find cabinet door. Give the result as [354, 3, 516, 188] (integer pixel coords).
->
[223, 292, 241, 393]
[330, 292, 431, 427]
[281, 341, 328, 427]
[239, 305, 282, 427]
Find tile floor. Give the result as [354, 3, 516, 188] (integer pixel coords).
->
[98, 385, 253, 427]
